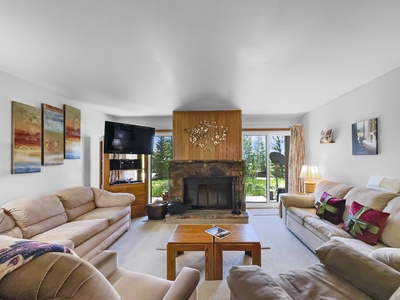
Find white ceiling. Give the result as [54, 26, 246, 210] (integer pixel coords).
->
[1, 0, 400, 117]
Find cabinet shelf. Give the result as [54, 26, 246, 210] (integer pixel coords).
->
[100, 140, 149, 218]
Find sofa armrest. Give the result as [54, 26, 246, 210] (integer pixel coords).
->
[89, 250, 119, 278]
[227, 265, 293, 300]
[316, 239, 400, 300]
[0, 252, 120, 300]
[162, 267, 200, 300]
[279, 193, 315, 223]
[91, 187, 135, 208]
[280, 193, 315, 209]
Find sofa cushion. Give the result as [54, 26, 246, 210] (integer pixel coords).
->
[30, 219, 108, 247]
[227, 265, 292, 300]
[314, 180, 353, 205]
[316, 239, 400, 300]
[2, 195, 67, 239]
[303, 217, 352, 240]
[366, 176, 400, 194]
[381, 196, 400, 247]
[0, 209, 15, 233]
[0, 208, 21, 237]
[56, 187, 96, 221]
[331, 236, 386, 256]
[0, 209, 23, 239]
[74, 206, 130, 225]
[315, 192, 346, 225]
[274, 263, 373, 300]
[369, 248, 400, 272]
[343, 201, 390, 245]
[342, 187, 396, 220]
[287, 207, 317, 224]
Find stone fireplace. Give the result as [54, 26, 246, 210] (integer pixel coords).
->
[168, 160, 246, 212]
[183, 176, 234, 209]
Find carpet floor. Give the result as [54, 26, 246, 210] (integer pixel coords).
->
[108, 212, 319, 300]
[248, 208, 280, 216]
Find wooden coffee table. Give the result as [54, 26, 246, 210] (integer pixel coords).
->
[167, 225, 214, 280]
[213, 224, 261, 280]
[166, 224, 261, 281]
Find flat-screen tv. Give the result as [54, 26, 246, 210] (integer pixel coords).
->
[104, 121, 155, 154]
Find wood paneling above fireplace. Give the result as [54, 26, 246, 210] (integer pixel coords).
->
[173, 110, 242, 160]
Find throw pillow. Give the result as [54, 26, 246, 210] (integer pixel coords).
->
[315, 191, 346, 224]
[342, 201, 390, 245]
[369, 248, 400, 272]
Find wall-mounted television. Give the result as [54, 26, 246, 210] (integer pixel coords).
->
[104, 121, 155, 154]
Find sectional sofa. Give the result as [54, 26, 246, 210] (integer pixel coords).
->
[0, 186, 135, 261]
[227, 179, 400, 299]
[280, 179, 400, 254]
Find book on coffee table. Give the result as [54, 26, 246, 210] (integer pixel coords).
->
[205, 226, 232, 239]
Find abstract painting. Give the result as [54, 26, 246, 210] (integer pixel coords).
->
[64, 105, 81, 159]
[42, 104, 64, 165]
[352, 118, 378, 155]
[11, 101, 42, 174]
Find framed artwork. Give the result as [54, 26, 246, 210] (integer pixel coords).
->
[64, 105, 81, 159]
[11, 101, 42, 174]
[42, 104, 64, 165]
[320, 129, 333, 143]
[352, 118, 378, 155]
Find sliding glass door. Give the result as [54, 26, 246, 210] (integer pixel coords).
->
[243, 131, 289, 206]
[151, 134, 173, 202]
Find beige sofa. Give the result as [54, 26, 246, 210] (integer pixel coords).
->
[0, 186, 134, 261]
[228, 179, 400, 299]
[280, 180, 400, 254]
[0, 246, 200, 300]
[227, 239, 400, 300]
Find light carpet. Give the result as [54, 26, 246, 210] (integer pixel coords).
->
[108, 213, 318, 300]
[249, 208, 280, 216]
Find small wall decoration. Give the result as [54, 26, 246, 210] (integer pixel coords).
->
[184, 120, 228, 152]
[64, 105, 81, 159]
[352, 118, 378, 155]
[42, 104, 64, 165]
[320, 129, 333, 143]
[11, 101, 42, 174]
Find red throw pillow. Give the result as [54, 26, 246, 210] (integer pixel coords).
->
[342, 201, 390, 245]
[315, 191, 346, 225]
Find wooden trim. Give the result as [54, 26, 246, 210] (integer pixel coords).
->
[242, 128, 290, 132]
[173, 110, 242, 160]
[159, 128, 289, 132]
[173, 109, 242, 113]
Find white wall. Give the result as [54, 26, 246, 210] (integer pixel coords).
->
[301, 67, 400, 187]
[0, 71, 110, 204]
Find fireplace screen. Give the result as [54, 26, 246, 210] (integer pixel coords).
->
[183, 176, 233, 209]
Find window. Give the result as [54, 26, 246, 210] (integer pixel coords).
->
[243, 131, 289, 206]
[151, 133, 173, 202]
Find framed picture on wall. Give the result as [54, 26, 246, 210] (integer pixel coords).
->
[11, 101, 42, 174]
[352, 118, 378, 155]
[320, 129, 333, 143]
[42, 103, 64, 165]
[64, 105, 81, 159]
